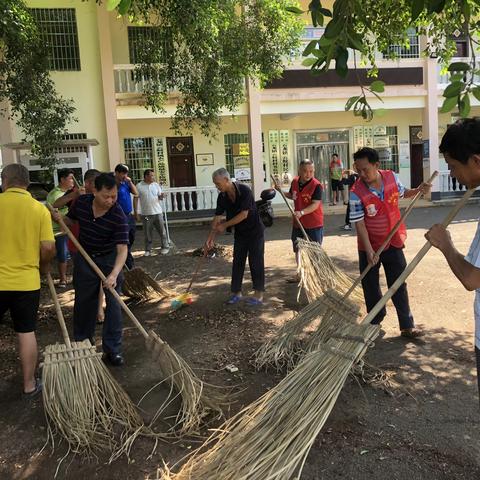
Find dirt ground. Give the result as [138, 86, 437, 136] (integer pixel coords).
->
[1, 205, 479, 480]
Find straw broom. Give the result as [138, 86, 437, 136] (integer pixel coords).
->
[42, 272, 145, 457]
[53, 212, 229, 435]
[272, 173, 362, 301]
[255, 172, 438, 370]
[159, 188, 474, 480]
[123, 266, 175, 301]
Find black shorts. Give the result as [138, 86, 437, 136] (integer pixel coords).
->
[0, 290, 40, 333]
[331, 179, 344, 191]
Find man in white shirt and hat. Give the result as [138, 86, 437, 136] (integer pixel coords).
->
[134, 169, 169, 256]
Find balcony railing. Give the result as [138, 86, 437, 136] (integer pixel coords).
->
[437, 58, 480, 87]
[163, 186, 218, 214]
[114, 64, 147, 94]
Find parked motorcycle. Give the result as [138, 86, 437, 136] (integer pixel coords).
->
[256, 188, 276, 227]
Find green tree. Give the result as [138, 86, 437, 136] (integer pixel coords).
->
[0, 0, 75, 167]
[298, 0, 480, 120]
[103, 0, 304, 136]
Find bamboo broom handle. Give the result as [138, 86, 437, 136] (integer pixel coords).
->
[271, 174, 310, 240]
[46, 272, 72, 349]
[361, 187, 475, 326]
[344, 170, 438, 298]
[46, 205, 151, 340]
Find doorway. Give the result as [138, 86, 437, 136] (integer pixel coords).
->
[409, 126, 423, 188]
[296, 130, 350, 201]
[166, 136, 197, 211]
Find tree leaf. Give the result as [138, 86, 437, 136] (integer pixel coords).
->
[439, 95, 457, 113]
[472, 86, 480, 102]
[319, 8, 333, 17]
[448, 62, 471, 72]
[302, 57, 318, 67]
[428, 0, 446, 14]
[324, 19, 344, 39]
[118, 0, 131, 15]
[106, 0, 122, 11]
[347, 32, 364, 52]
[302, 40, 318, 57]
[345, 96, 359, 111]
[411, 0, 425, 20]
[443, 81, 464, 98]
[286, 6, 304, 14]
[459, 93, 471, 117]
[370, 80, 385, 93]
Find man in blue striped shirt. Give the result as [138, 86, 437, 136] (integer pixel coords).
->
[59, 173, 129, 366]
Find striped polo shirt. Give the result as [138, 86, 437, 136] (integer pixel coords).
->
[67, 194, 129, 254]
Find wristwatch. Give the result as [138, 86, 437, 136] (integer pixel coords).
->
[300, 210, 305, 216]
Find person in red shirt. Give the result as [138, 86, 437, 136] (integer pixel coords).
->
[276, 159, 324, 282]
[350, 147, 430, 338]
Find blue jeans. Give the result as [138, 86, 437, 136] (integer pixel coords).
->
[291, 226, 324, 252]
[73, 251, 124, 355]
[55, 234, 70, 262]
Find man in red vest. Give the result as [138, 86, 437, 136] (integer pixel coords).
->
[350, 147, 430, 338]
[276, 159, 324, 281]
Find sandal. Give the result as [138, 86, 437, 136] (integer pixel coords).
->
[226, 295, 242, 305]
[245, 297, 263, 306]
[23, 378, 42, 399]
[400, 329, 425, 339]
[58, 282, 67, 289]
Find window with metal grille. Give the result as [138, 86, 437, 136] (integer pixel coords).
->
[124, 137, 154, 184]
[224, 133, 249, 176]
[384, 28, 419, 59]
[378, 126, 399, 172]
[55, 133, 88, 155]
[128, 26, 171, 64]
[30, 8, 80, 71]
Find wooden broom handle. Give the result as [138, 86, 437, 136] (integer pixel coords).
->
[361, 187, 475, 325]
[46, 272, 72, 349]
[271, 174, 310, 240]
[344, 170, 438, 298]
[46, 204, 150, 340]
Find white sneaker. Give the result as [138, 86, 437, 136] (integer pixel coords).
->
[144, 251, 151, 257]
[343, 224, 352, 231]
[161, 248, 169, 255]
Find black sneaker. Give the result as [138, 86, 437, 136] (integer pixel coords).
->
[102, 353, 124, 367]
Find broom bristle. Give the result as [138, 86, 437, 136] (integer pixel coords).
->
[123, 268, 175, 301]
[157, 323, 380, 480]
[145, 331, 231, 435]
[42, 339, 146, 457]
[297, 239, 363, 303]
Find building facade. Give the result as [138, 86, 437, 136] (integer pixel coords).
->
[0, 0, 477, 212]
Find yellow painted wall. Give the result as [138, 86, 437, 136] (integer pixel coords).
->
[109, 12, 130, 64]
[118, 116, 249, 187]
[12, 1, 111, 170]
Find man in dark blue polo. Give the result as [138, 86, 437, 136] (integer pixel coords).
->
[60, 173, 129, 366]
[205, 168, 265, 305]
[114, 164, 138, 269]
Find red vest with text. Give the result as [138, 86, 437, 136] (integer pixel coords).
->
[351, 170, 406, 252]
[291, 177, 324, 229]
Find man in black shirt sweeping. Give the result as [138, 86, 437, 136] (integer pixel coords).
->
[206, 168, 265, 305]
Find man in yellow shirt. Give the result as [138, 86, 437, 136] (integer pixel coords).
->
[0, 163, 55, 396]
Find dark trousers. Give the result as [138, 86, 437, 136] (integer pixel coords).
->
[359, 246, 414, 330]
[476, 346, 480, 403]
[345, 202, 351, 226]
[73, 251, 124, 355]
[231, 232, 265, 293]
[126, 214, 136, 269]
